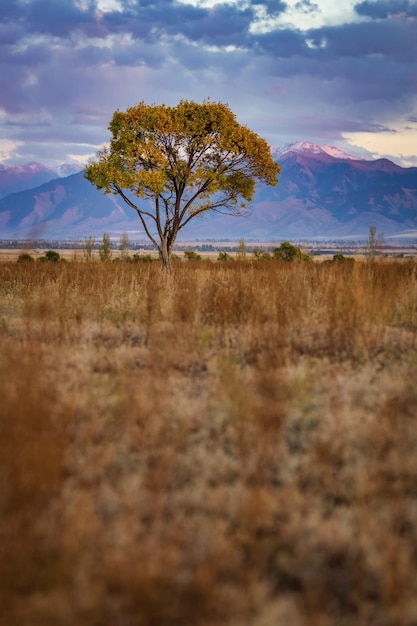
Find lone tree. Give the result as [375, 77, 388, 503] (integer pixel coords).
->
[85, 100, 280, 272]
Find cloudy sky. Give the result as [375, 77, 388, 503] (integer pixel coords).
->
[1, 0, 417, 168]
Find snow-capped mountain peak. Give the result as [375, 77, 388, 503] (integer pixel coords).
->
[320, 144, 361, 160]
[273, 142, 361, 161]
[0, 161, 83, 177]
[53, 163, 84, 177]
[0, 161, 83, 200]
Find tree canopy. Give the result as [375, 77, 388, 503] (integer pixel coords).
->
[85, 100, 280, 271]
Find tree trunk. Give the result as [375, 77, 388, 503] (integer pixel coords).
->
[160, 237, 172, 274]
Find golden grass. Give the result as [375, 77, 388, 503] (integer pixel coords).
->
[1, 258, 417, 625]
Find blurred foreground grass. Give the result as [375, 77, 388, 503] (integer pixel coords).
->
[1, 258, 417, 625]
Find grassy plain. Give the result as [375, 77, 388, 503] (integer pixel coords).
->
[1, 258, 417, 625]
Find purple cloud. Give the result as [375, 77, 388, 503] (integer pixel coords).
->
[0, 0, 416, 167]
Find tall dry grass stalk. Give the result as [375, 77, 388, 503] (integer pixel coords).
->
[1, 258, 417, 625]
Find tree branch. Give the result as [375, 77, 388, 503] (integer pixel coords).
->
[178, 193, 243, 230]
[112, 184, 160, 251]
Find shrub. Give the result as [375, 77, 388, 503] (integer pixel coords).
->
[17, 253, 34, 263]
[252, 247, 272, 260]
[273, 242, 302, 262]
[273, 242, 312, 262]
[130, 253, 154, 263]
[218, 252, 233, 262]
[184, 250, 202, 261]
[333, 253, 354, 263]
[39, 250, 61, 262]
[98, 233, 112, 262]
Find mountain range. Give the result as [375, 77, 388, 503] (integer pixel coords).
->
[1, 143, 416, 241]
[0, 162, 83, 200]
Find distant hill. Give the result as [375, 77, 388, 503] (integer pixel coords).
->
[1, 144, 416, 241]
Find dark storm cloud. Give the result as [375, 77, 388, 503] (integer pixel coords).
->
[250, 0, 287, 15]
[256, 16, 417, 92]
[8, 0, 101, 38]
[303, 18, 417, 106]
[0, 0, 259, 48]
[1, 0, 415, 95]
[101, 0, 207, 42]
[178, 4, 254, 45]
[101, 1, 256, 47]
[355, 0, 417, 19]
[254, 28, 309, 56]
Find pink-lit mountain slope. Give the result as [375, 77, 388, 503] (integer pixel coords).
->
[0, 144, 416, 240]
[273, 142, 362, 161]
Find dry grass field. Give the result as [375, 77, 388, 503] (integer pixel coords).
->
[1, 257, 417, 626]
